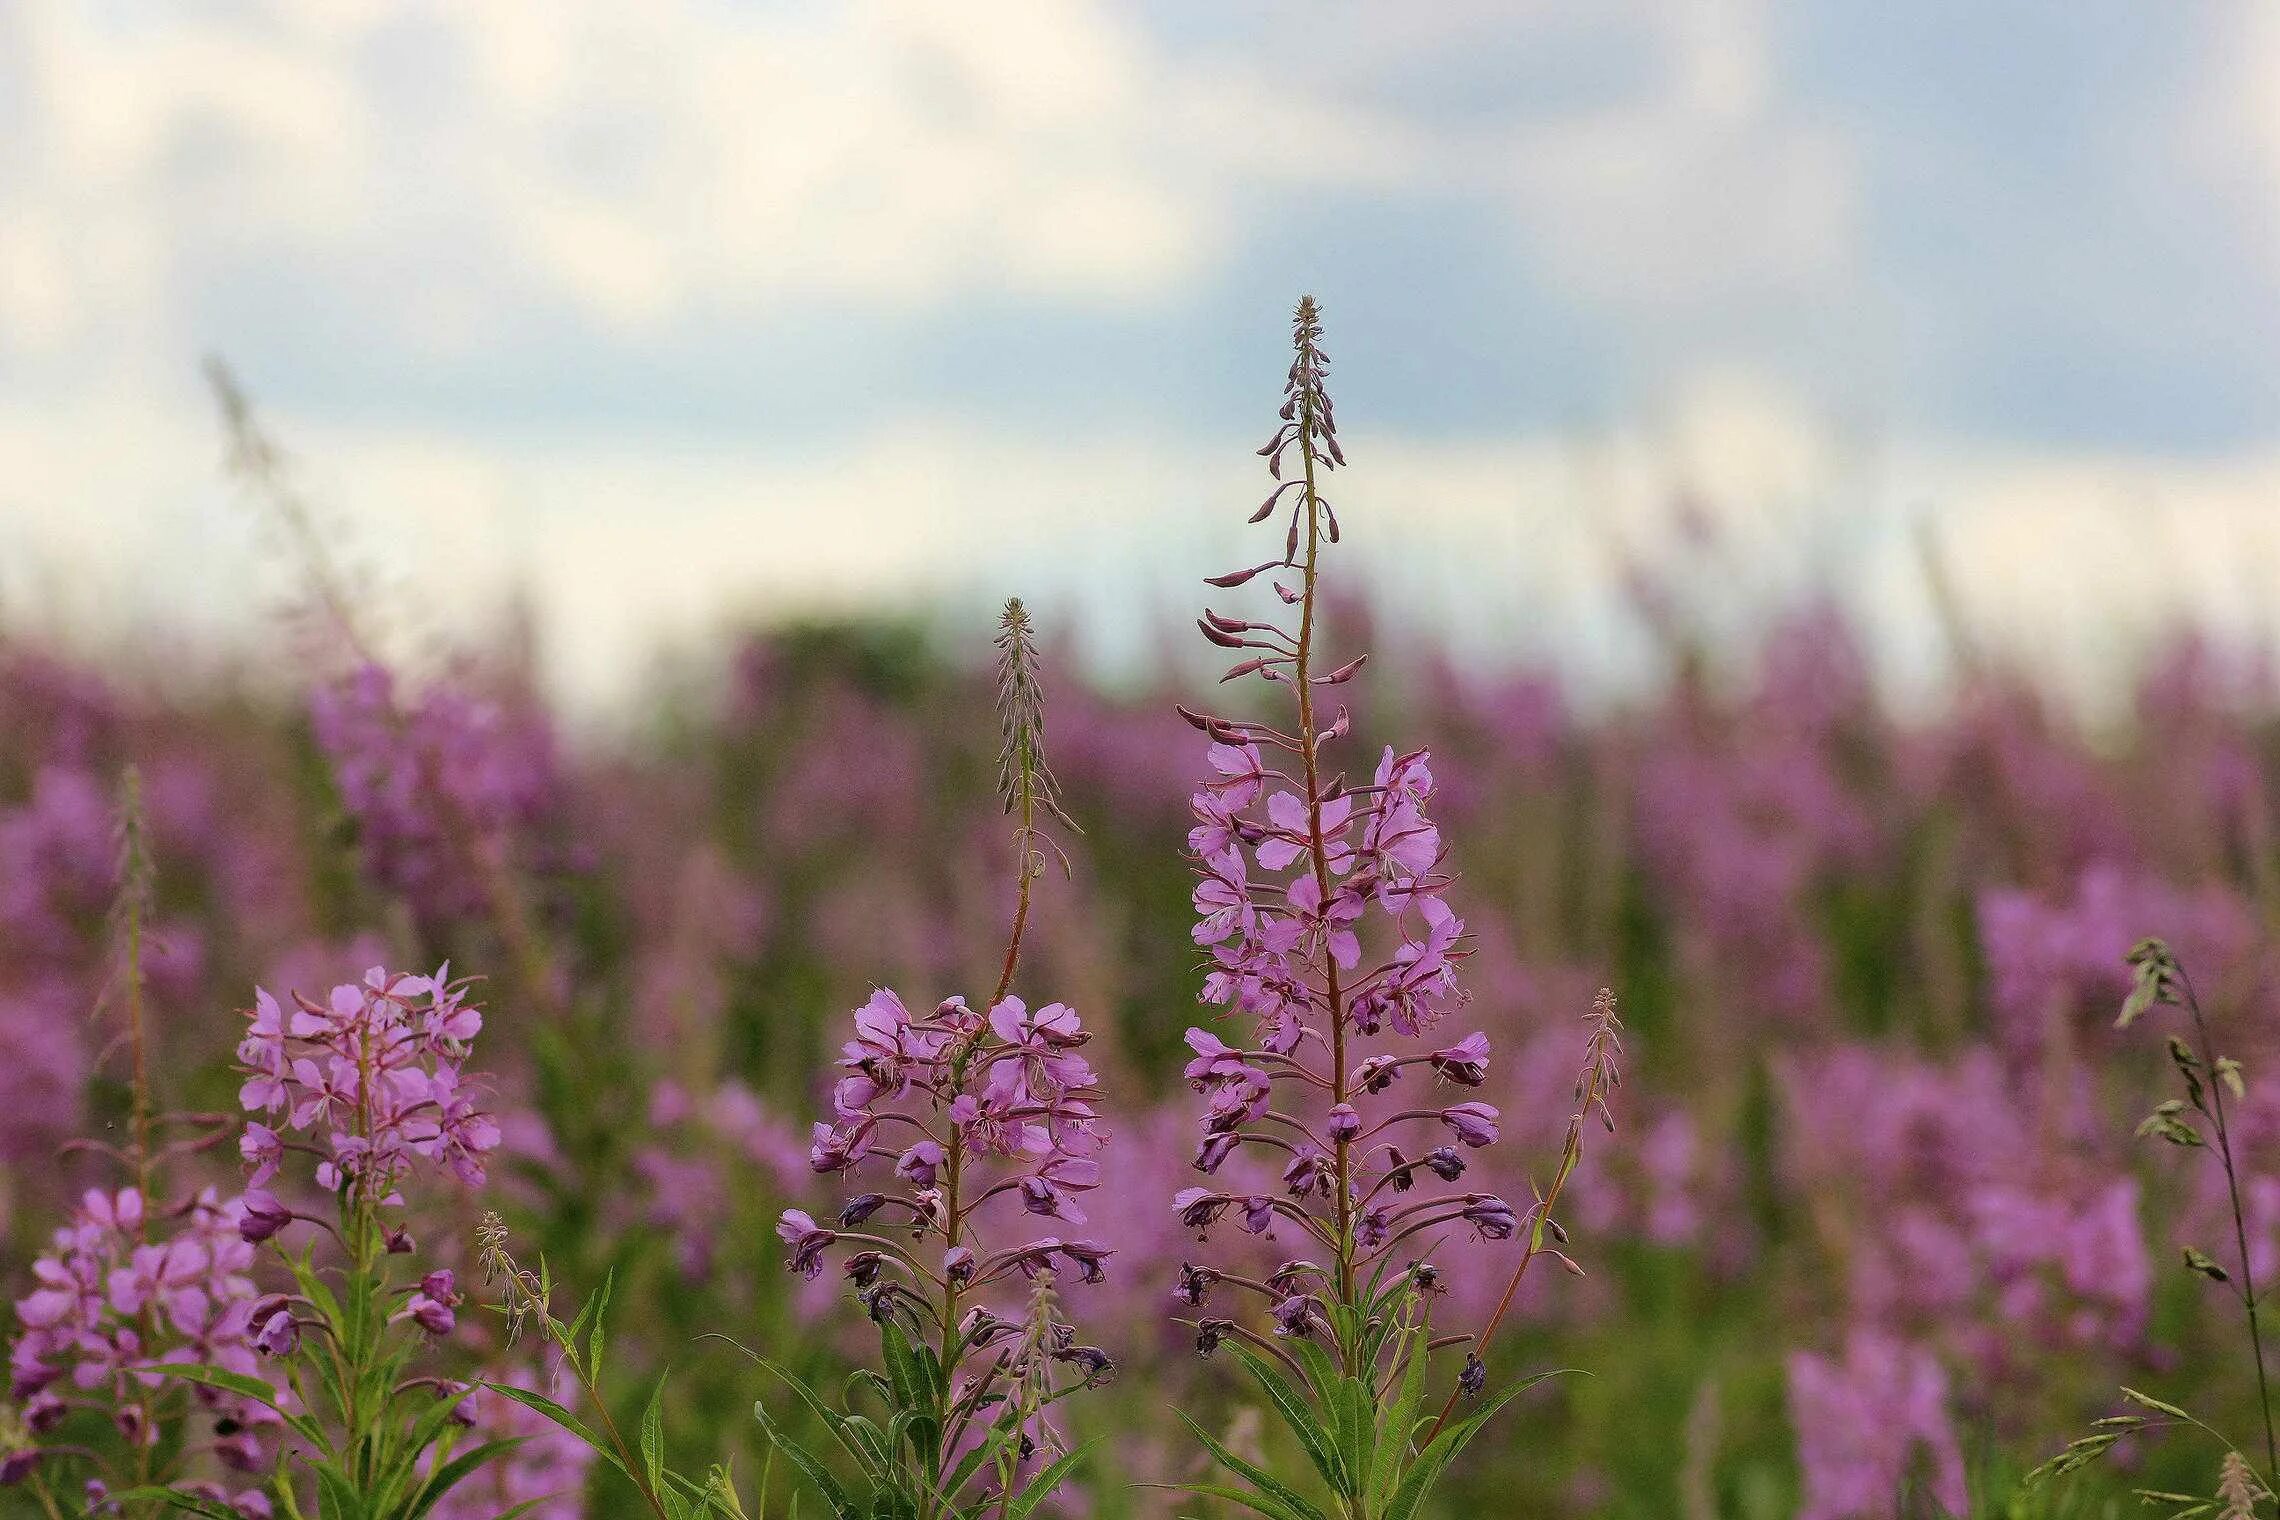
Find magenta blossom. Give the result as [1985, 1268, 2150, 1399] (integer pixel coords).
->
[235, 967, 501, 1213]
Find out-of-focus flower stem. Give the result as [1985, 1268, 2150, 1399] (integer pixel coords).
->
[2179, 963, 2278, 1480]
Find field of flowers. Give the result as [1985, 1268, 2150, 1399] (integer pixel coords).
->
[3, 304, 2277, 1519]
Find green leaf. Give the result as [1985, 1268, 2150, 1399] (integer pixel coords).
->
[1168, 1483, 1331, 1520]
[381, 1382, 484, 1508]
[1175, 1411, 1333, 1520]
[98, 1487, 249, 1520]
[476, 1380, 631, 1483]
[1383, 1374, 1558, 1520]
[1284, 1337, 1342, 1402]
[753, 1359, 886, 1475]
[490, 1496, 573, 1520]
[1225, 1345, 1346, 1495]
[583, 1268, 617, 1381]
[939, 1420, 1025, 1506]
[1328, 1375, 1375, 1499]
[641, 1372, 670, 1489]
[752, 1399, 859, 1520]
[404, 1438, 529, 1520]
[1002, 1440, 1103, 1519]
[1374, 1335, 1431, 1512]
[316, 1460, 371, 1520]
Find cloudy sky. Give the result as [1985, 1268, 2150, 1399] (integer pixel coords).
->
[4, 1, 2278, 711]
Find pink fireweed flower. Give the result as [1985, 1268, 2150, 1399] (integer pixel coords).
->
[7, 1187, 275, 1461]
[309, 663, 557, 921]
[235, 967, 500, 1215]
[780, 985, 1115, 1368]
[231, 967, 500, 1364]
[1171, 297, 1518, 1387]
[1788, 1331, 1968, 1520]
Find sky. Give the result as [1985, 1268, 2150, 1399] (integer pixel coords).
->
[3, 0, 2279, 714]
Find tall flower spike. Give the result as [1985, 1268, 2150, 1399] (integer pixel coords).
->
[3, 775, 279, 1506]
[1173, 296, 1511, 1407]
[994, 598, 1075, 835]
[993, 599, 1078, 1004]
[766, 606, 1115, 1518]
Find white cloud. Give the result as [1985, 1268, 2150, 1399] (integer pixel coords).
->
[5, 370, 2271, 726]
[0, 0, 2271, 722]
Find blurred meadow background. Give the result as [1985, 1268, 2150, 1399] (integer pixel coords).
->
[8, 3, 2280, 1517]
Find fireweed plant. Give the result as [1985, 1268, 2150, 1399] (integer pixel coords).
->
[3, 773, 279, 1518]
[472, 603, 1117, 1520]
[1166, 298, 1624, 1520]
[2027, 940, 2278, 1517]
[754, 599, 1115, 1519]
[110, 966, 512, 1519]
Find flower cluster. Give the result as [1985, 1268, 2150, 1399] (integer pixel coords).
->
[1170, 298, 1519, 1379]
[785, 988, 1115, 1331]
[310, 663, 556, 919]
[8, 1186, 277, 1499]
[1787, 1330, 1968, 1520]
[236, 966, 501, 1227]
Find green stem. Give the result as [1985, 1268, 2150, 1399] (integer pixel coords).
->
[2180, 968, 2279, 1483]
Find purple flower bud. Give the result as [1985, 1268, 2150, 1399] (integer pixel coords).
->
[1441, 1102, 1500, 1148]
[383, 1226, 416, 1255]
[252, 1306, 299, 1358]
[839, 1193, 888, 1226]
[238, 1190, 293, 1244]
[895, 1140, 944, 1187]
[1464, 1196, 1518, 1240]
[1425, 1145, 1466, 1181]
[943, 1246, 976, 1288]
[406, 1288, 457, 1337]
[1271, 1294, 1321, 1339]
[1281, 1146, 1332, 1197]
[1357, 1055, 1400, 1093]
[965, 1307, 1019, 1347]
[1, 1450, 43, 1485]
[843, 1251, 885, 1287]
[1193, 1132, 1239, 1173]
[1266, 1260, 1325, 1295]
[1326, 1103, 1361, 1143]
